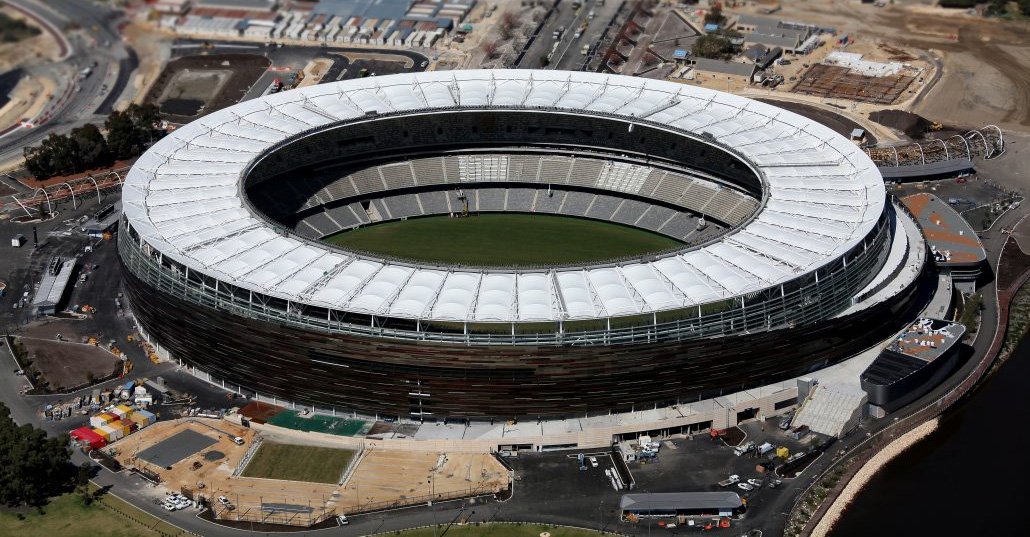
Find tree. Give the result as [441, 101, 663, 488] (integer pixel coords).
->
[104, 109, 139, 160]
[74, 464, 93, 506]
[104, 103, 163, 160]
[0, 402, 74, 507]
[23, 133, 80, 179]
[70, 124, 112, 170]
[692, 33, 737, 60]
[704, 5, 726, 27]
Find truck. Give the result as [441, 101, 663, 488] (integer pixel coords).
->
[733, 440, 756, 457]
[718, 474, 740, 487]
[581, 44, 590, 55]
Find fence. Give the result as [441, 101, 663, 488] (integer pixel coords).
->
[213, 501, 337, 527]
[343, 484, 499, 516]
[233, 435, 263, 477]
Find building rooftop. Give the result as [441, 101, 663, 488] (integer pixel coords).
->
[691, 58, 756, 77]
[32, 257, 75, 309]
[900, 193, 986, 266]
[196, 0, 276, 10]
[620, 492, 743, 511]
[885, 318, 965, 363]
[121, 70, 885, 324]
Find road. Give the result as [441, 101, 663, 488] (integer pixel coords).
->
[517, 0, 623, 71]
[0, 0, 135, 167]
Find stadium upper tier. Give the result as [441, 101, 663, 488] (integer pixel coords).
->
[122, 70, 885, 326]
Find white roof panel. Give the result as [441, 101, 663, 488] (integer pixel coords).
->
[123, 70, 886, 324]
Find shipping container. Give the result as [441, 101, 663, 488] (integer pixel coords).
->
[89, 412, 116, 428]
[133, 409, 157, 427]
[112, 404, 133, 418]
[71, 427, 106, 449]
[93, 427, 112, 442]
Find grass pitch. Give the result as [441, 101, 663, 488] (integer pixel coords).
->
[241, 442, 355, 484]
[325, 213, 682, 266]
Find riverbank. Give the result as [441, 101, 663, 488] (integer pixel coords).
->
[811, 418, 939, 537]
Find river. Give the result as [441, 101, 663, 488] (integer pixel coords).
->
[830, 336, 1030, 536]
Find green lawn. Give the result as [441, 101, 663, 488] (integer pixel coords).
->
[325, 213, 682, 266]
[395, 523, 606, 537]
[241, 442, 355, 484]
[0, 486, 184, 537]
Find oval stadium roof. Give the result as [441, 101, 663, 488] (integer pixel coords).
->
[122, 70, 886, 324]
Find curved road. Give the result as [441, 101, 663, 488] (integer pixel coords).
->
[0, 0, 134, 168]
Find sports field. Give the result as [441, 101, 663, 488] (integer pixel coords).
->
[325, 214, 682, 266]
[241, 442, 354, 484]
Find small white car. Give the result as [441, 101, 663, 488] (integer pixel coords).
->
[232, 437, 245, 446]
[338, 515, 349, 525]
[588, 456, 599, 468]
[747, 478, 763, 488]
[218, 496, 231, 505]
[737, 482, 754, 491]
[163, 502, 176, 511]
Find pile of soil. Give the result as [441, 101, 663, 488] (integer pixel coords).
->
[870, 109, 934, 138]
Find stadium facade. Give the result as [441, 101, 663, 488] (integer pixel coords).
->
[120, 70, 927, 421]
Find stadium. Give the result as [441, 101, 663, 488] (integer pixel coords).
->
[119, 70, 928, 421]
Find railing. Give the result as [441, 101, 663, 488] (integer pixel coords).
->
[119, 210, 892, 346]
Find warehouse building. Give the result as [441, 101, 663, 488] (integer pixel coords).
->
[620, 492, 745, 519]
[32, 256, 75, 316]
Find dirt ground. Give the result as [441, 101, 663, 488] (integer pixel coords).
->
[0, 6, 60, 72]
[738, 0, 1030, 133]
[123, 418, 510, 524]
[339, 449, 508, 511]
[144, 54, 270, 123]
[296, 58, 333, 88]
[112, 418, 255, 491]
[16, 335, 121, 392]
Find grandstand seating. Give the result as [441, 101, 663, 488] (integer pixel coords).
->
[585, 194, 623, 221]
[505, 188, 535, 211]
[560, 191, 595, 216]
[475, 188, 507, 211]
[534, 189, 565, 213]
[381, 193, 423, 218]
[611, 199, 652, 226]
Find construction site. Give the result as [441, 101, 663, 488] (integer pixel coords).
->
[105, 416, 511, 528]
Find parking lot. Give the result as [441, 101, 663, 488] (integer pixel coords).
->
[493, 417, 823, 534]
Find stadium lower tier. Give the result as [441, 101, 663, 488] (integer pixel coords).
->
[122, 256, 931, 420]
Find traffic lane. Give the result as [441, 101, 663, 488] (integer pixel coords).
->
[519, 2, 578, 68]
[556, 0, 623, 70]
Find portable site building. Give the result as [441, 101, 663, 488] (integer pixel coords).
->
[111, 404, 133, 419]
[93, 427, 111, 442]
[100, 423, 125, 442]
[71, 427, 106, 449]
[132, 409, 157, 427]
[89, 412, 117, 428]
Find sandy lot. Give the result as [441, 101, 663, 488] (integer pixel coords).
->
[17, 336, 121, 392]
[0, 6, 60, 72]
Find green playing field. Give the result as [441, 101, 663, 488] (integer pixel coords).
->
[324, 213, 682, 266]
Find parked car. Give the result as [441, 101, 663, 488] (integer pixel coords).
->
[232, 436, 245, 446]
[218, 496, 231, 505]
[589, 456, 599, 468]
[737, 483, 754, 491]
[338, 515, 349, 525]
[747, 478, 763, 488]
[163, 502, 176, 511]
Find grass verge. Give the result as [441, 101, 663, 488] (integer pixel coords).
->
[325, 213, 682, 266]
[241, 442, 355, 484]
[0, 484, 185, 537]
